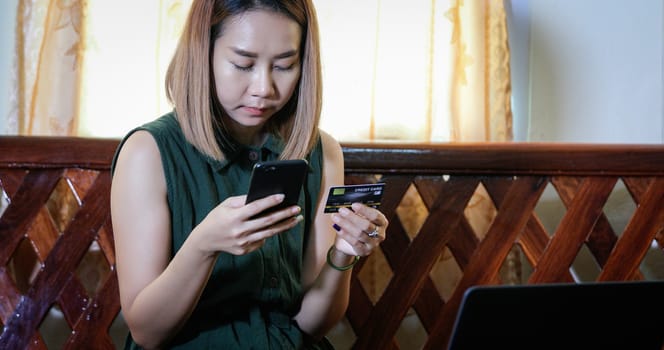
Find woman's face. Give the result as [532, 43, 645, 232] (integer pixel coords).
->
[212, 9, 302, 144]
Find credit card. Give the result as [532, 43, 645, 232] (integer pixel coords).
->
[324, 183, 385, 213]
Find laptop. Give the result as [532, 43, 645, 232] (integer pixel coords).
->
[447, 280, 664, 350]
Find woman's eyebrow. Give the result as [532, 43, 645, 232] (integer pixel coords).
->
[274, 50, 299, 59]
[231, 47, 298, 59]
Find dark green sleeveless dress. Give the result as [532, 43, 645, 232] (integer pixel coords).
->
[112, 112, 333, 349]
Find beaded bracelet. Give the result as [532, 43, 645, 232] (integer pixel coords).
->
[326, 246, 360, 271]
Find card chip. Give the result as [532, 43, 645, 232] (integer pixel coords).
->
[332, 188, 346, 196]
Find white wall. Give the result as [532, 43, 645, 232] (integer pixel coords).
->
[0, 0, 18, 134]
[504, 0, 531, 142]
[520, 0, 664, 143]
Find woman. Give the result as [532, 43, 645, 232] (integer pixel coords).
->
[110, 0, 388, 349]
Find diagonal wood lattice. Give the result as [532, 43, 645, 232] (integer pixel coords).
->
[340, 143, 664, 350]
[0, 137, 120, 350]
[1, 137, 664, 350]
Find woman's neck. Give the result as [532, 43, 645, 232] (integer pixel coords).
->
[230, 124, 267, 147]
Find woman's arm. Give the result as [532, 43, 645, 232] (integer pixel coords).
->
[111, 131, 218, 348]
[294, 131, 388, 339]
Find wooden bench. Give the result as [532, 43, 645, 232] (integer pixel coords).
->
[1, 136, 663, 349]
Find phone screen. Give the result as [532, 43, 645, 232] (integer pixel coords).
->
[245, 159, 309, 216]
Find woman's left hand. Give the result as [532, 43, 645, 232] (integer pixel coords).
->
[331, 202, 388, 257]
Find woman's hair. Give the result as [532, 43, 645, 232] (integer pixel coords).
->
[165, 0, 322, 161]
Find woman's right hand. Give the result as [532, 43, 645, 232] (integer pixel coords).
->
[195, 194, 303, 256]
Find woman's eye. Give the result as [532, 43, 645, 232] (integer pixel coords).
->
[274, 63, 296, 72]
[232, 63, 252, 71]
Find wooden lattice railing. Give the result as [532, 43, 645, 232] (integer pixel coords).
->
[0, 137, 120, 349]
[341, 143, 664, 349]
[1, 137, 663, 349]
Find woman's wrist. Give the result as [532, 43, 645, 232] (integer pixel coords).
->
[189, 225, 219, 261]
[326, 245, 359, 271]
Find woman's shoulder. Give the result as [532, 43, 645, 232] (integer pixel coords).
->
[116, 130, 161, 167]
[138, 111, 181, 137]
[117, 111, 182, 147]
[112, 111, 181, 172]
[318, 129, 343, 163]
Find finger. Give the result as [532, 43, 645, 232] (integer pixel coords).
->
[226, 195, 250, 208]
[250, 214, 304, 241]
[334, 233, 372, 256]
[230, 213, 301, 255]
[271, 214, 304, 233]
[249, 204, 301, 228]
[366, 224, 381, 239]
[350, 204, 388, 240]
[244, 194, 286, 218]
[350, 202, 387, 227]
[337, 207, 377, 235]
[332, 213, 380, 250]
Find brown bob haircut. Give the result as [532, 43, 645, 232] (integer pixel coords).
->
[165, 0, 322, 161]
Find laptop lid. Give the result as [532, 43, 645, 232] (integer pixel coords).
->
[447, 280, 664, 350]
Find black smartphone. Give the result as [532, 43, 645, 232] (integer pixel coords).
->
[245, 159, 309, 217]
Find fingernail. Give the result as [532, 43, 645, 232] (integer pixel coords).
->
[333, 223, 341, 231]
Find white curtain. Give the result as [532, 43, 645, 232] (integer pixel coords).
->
[9, 0, 85, 135]
[8, 0, 512, 143]
[77, 0, 192, 136]
[316, 0, 513, 142]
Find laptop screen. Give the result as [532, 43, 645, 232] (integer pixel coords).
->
[447, 281, 664, 350]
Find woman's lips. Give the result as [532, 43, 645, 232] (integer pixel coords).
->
[243, 106, 266, 116]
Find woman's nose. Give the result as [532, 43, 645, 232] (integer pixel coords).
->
[249, 69, 275, 98]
